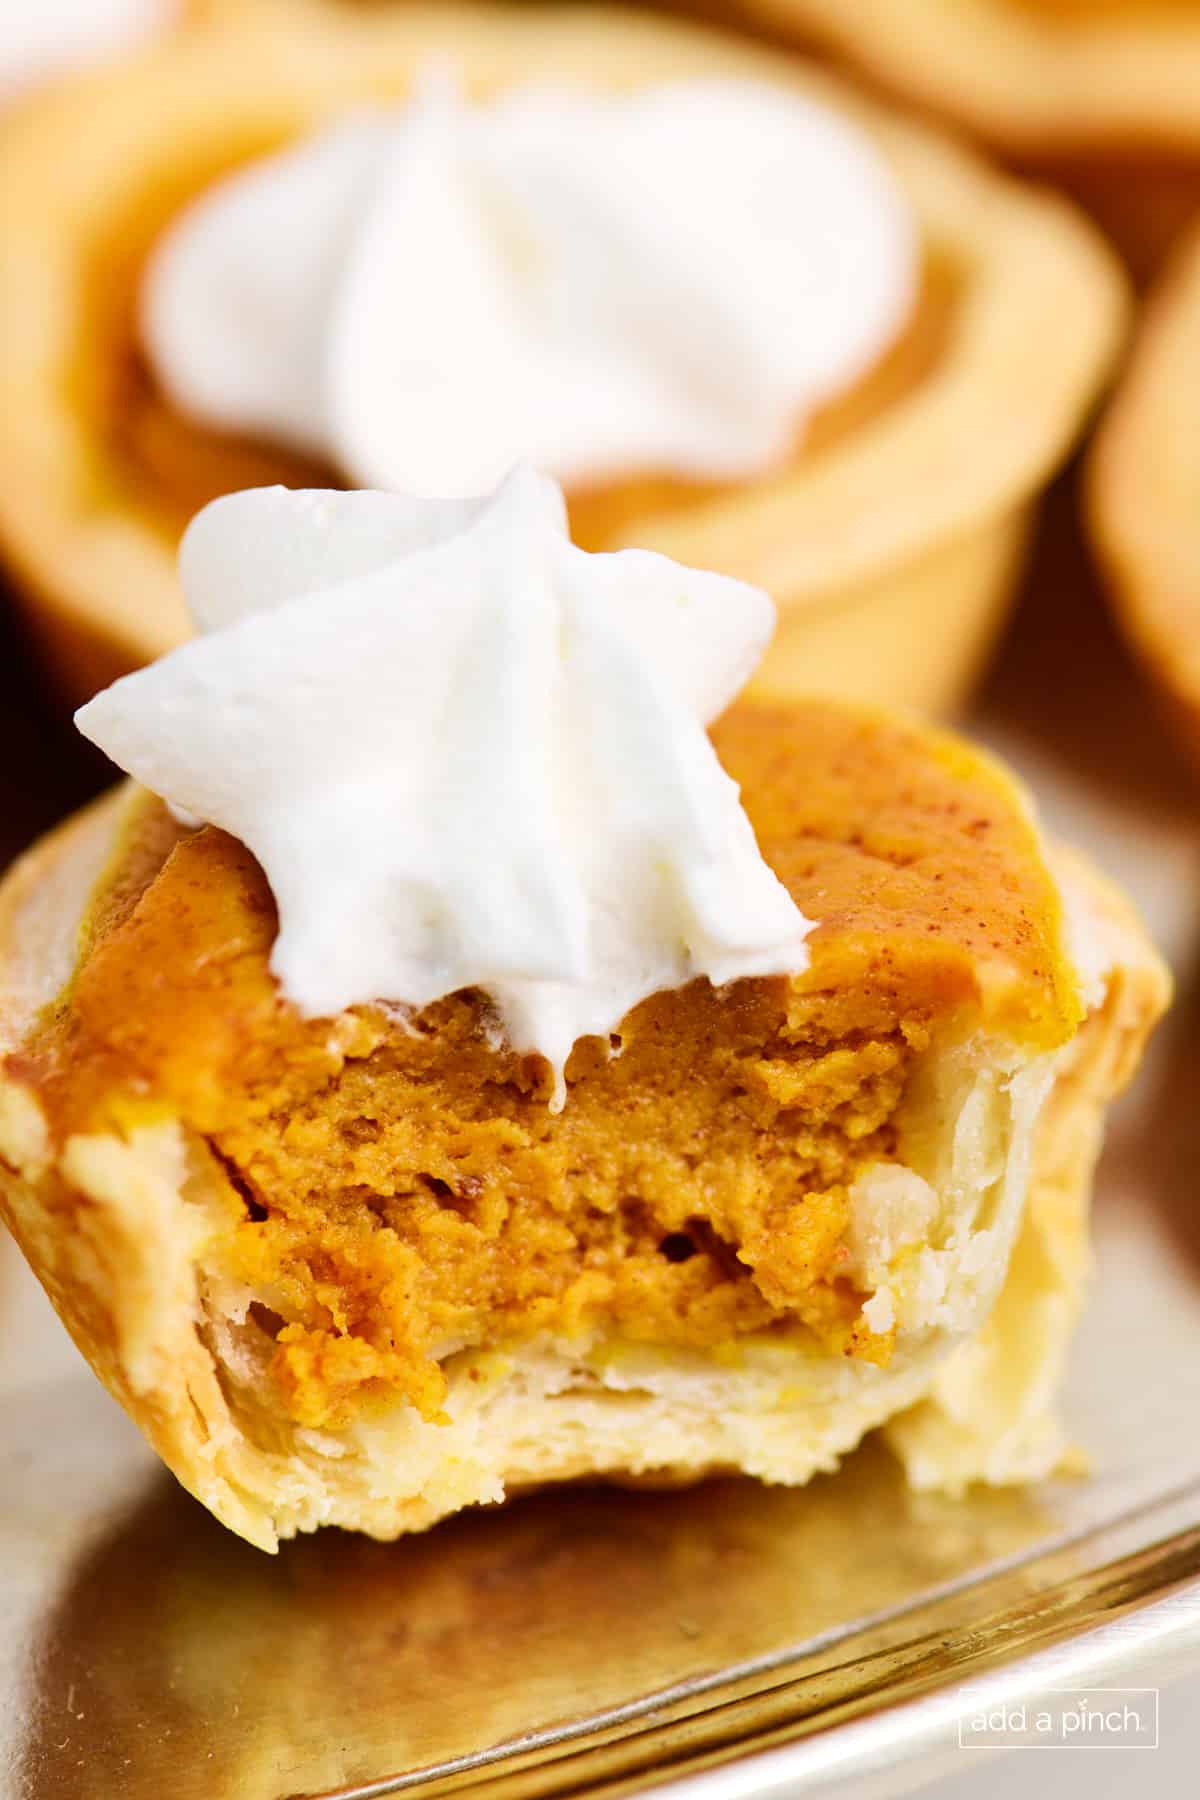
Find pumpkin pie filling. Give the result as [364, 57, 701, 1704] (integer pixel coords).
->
[71, 124, 948, 558]
[13, 702, 1078, 1435]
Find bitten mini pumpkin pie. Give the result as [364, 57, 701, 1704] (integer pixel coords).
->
[736, 0, 1200, 280]
[0, 0, 1127, 709]
[1088, 217, 1200, 768]
[0, 474, 1168, 1549]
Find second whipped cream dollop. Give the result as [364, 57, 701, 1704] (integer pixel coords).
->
[142, 75, 917, 497]
[76, 469, 815, 1100]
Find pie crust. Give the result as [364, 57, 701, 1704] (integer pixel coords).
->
[1088, 218, 1200, 767]
[0, 1, 1127, 710]
[736, 0, 1200, 279]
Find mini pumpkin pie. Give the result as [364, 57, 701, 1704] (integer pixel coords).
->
[736, 0, 1200, 280]
[0, 474, 1168, 1549]
[1088, 216, 1200, 768]
[0, 0, 1127, 710]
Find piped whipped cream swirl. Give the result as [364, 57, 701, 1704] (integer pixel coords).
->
[76, 469, 815, 1100]
[142, 75, 917, 497]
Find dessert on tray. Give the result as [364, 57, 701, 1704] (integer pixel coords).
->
[1088, 217, 1200, 769]
[0, 472, 1169, 1549]
[0, 0, 1126, 710]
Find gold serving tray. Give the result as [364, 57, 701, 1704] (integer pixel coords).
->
[1, 489, 1198, 1799]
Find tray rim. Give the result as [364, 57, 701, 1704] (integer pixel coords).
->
[262, 1470, 1200, 1800]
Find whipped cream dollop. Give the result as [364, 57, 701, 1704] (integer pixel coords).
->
[2, 0, 175, 100]
[142, 75, 917, 497]
[76, 469, 814, 1100]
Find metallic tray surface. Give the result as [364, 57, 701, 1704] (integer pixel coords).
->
[1, 505, 1199, 1798]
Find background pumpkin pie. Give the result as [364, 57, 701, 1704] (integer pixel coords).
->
[0, 1, 1127, 711]
[734, 0, 1200, 281]
[1088, 216, 1200, 770]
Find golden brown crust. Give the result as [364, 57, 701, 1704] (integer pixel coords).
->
[738, 0, 1200, 155]
[886, 838, 1173, 1486]
[1087, 220, 1200, 771]
[0, 1, 1126, 705]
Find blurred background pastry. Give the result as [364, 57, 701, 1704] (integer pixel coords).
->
[0, 1, 1125, 714]
[729, 0, 1200, 283]
[1088, 217, 1200, 771]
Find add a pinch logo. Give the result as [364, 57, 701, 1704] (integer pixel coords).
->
[957, 1687, 1159, 1749]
